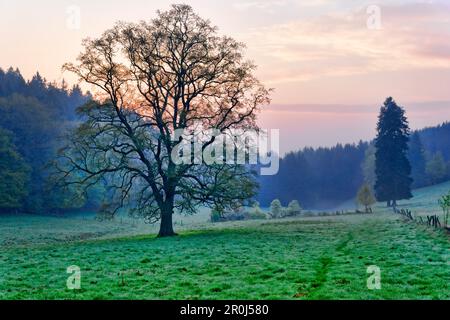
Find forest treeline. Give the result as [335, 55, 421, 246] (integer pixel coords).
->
[1, 68, 450, 213]
[0, 67, 90, 213]
[258, 122, 450, 209]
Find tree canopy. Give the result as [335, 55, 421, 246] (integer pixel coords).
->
[58, 4, 270, 237]
[0, 68, 90, 213]
[0, 128, 30, 210]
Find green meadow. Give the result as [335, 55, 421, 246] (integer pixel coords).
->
[0, 183, 449, 300]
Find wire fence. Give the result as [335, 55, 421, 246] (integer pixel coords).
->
[393, 207, 449, 232]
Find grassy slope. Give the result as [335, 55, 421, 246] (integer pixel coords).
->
[0, 213, 448, 300]
[335, 180, 450, 219]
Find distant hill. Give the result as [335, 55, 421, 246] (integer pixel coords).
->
[418, 122, 450, 161]
[258, 122, 450, 210]
[257, 141, 368, 210]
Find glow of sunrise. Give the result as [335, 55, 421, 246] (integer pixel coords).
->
[2, 0, 450, 153]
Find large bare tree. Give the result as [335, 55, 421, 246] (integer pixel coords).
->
[58, 4, 270, 237]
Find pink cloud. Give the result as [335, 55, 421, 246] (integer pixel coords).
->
[240, 2, 450, 85]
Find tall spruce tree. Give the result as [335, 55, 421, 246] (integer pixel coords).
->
[374, 97, 413, 207]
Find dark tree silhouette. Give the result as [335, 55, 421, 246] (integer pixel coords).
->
[419, 122, 450, 161]
[59, 5, 269, 237]
[258, 142, 368, 209]
[408, 131, 427, 188]
[374, 97, 413, 207]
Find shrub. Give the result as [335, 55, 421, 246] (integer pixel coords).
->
[286, 200, 302, 217]
[438, 191, 450, 227]
[246, 202, 267, 220]
[269, 199, 283, 219]
[357, 183, 376, 213]
[211, 202, 267, 223]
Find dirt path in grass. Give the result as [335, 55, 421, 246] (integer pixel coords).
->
[305, 231, 354, 299]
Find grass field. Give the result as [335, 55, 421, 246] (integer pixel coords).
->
[0, 183, 449, 300]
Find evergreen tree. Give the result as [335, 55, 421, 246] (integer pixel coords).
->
[28, 72, 47, 101]
[419, 121, 450, 162]
[258, 142, 368, 209]
[408, 131, 427, 188]
[426, 152, 448, 184]
[0, 67, 27, 97]
[374, 97, 413, 207]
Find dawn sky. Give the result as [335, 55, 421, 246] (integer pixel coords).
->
[1, 0, 450, 153]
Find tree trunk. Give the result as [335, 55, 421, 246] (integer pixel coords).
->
[158, 199, 177, 238]
[392, 200, 397, 207]
[387, 200, 392, 207]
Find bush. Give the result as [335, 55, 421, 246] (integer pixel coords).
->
[286, 200, 302, 217]
[210, 202, 267, 223]
[357, 183, 376, 213]
[269, 199, 283, 218]
[438, 191, 450, 227]
[210, 208, 250, 223]
[246, 202, 267, 220]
